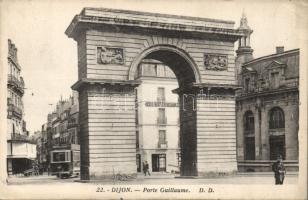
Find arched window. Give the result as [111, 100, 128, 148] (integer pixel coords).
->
[244, 111, 254, 134]
[244, 111, 255, 160]
[269, 107, 285, 160]
[269, 107, 285, 129]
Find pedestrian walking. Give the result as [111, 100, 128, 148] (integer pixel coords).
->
[143, 161, 151, 176]
[272, 155, 286, 185]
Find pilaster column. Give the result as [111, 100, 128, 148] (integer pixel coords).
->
[261, 107, 269, 160]
[185, 85, 238, 175]
[73, 79, 139, 180]
[236, 101, 245, 161]
[254, 103, 262, 160]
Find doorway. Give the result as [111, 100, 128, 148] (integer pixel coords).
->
[152, 154, 166, 172]
[270, 135, 285, 160]
[244, 137, 255, 160]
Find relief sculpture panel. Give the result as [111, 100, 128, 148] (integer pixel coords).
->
[97, 46, 124, 65]
[204, 54, 228, 71]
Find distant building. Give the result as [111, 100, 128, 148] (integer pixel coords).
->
[7, 39, 36, 175]
[235, 14, 299, 172]
[135, 59, 180, 173]
[39, 92, 80, 174]
[35, 123, 48, 173]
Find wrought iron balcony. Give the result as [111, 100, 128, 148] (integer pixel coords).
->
[7, 74, 24, 94]
[7, 99, 22, 119]
[67, 118, 78, 128]
[269, 128, 285, 136]
[244, 130, 255, 137]
[158, 142, 168, 149]
[8, 133, 36, 144]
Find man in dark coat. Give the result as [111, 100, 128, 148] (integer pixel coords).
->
[272, 155, 286, 185]
[143, 161, 151, 176]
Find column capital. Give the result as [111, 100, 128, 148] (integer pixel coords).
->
[71, 78, 141, 91]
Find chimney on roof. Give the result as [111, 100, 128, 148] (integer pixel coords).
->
[276, 46, 284, 54]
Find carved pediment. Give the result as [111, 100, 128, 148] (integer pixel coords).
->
[265, 60, 287, 70]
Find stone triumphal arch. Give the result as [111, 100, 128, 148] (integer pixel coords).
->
[66, 7, 243, 180]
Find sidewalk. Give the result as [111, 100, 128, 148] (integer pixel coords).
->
[137, 171, 298, 179]
[137, 172, 176, 179]
[236, 171, 298, 177]
[6, 171, 298, 185]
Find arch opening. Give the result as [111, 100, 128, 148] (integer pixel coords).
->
[130, 45, 200, 87]
[133, 45, 199, 176]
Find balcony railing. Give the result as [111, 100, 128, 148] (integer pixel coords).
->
[7, 100, 22, 119]
[158, 142, 168, 149]
[157, 117, 167, 125]
[244, 130, 255, 137]
[7, 74, 24, 94]
[67, 120, 78, 128]
[8, 133, 36, 144]
[269, 128, 285, 136]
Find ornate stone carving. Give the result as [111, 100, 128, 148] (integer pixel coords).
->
[97, 47, 124, 64]
[204, 54, 228, 71]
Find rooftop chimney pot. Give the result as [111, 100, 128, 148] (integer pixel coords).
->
[276, 46, 284, 54]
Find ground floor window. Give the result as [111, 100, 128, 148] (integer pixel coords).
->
[244, 137, 255, 160]
[270, 135, 285, 160]
[9, 158, 33, 174]
[152, 154, 166, 172]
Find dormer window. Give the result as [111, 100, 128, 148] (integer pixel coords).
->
[244, 78, 250, 93]
[265, 60, 286, 89]
[270, 72, 280, 89]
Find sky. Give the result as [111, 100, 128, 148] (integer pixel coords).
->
[1, 0, 306, 133]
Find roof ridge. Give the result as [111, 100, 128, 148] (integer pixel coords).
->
[82, 7, 235, 24]
[243, 48, 299, 66]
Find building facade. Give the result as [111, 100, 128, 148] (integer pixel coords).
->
[35, 123, 49, 173]
[7, 39, 36, 175]
[235, 15, 299, 172]
[136, 59, 180, 174]
[40, 92, 80, 173]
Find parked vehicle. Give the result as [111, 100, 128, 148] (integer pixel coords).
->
[23, 168, 38, 176]
[50, 149, 80, 178]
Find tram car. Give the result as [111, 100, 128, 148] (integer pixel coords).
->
[50, 149, 80, 178]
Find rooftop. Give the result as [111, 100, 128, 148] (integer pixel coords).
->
[243, 48, 299, 67]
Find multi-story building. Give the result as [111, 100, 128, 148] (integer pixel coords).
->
[50, 93, 79, 148]
[135, 59, 181, 173]
[235, 14, 299, 172]
[42, 92, 80, 173]
[7, 39, 36, 175]
[35, 123, 48, 172]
